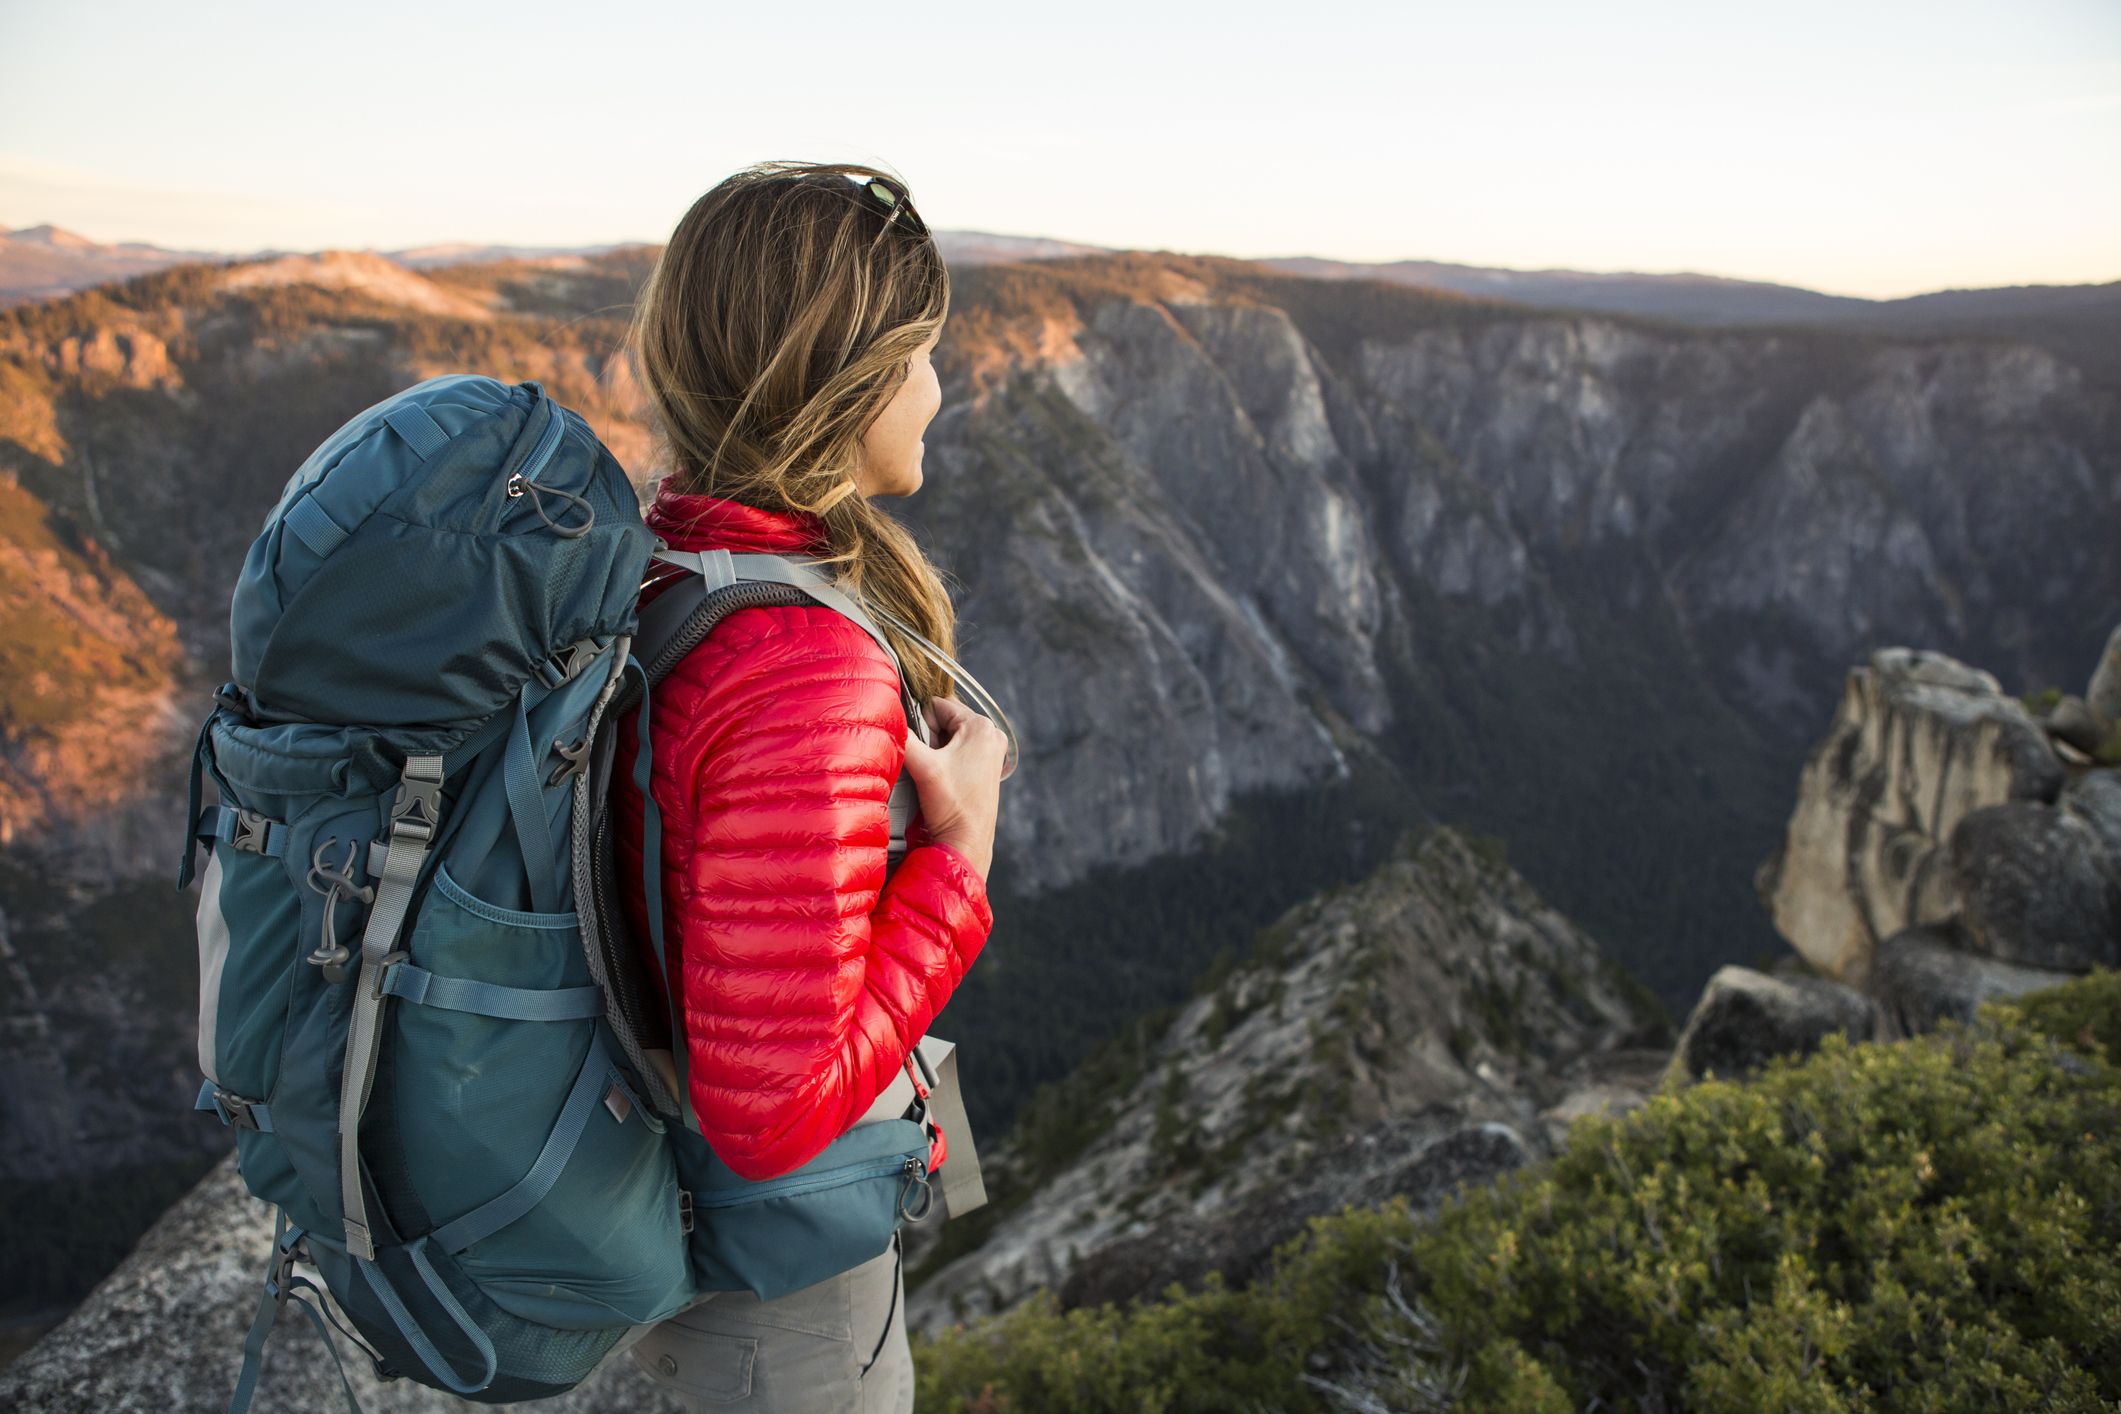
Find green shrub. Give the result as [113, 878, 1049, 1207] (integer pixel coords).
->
[2001, 966, 2121, 1066]
[911, 970, 2121, 1411]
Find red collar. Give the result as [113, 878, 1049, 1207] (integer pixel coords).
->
[645, 484, 831, 554]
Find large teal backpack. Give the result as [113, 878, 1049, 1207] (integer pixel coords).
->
[179, 375, 963, 1410]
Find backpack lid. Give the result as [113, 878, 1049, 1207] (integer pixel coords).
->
[230, 376, 652, 740]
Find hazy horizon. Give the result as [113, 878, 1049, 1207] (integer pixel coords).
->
[3, 0, 2117, 301]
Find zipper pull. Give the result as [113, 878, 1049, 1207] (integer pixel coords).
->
[898, 1159, 936, 1223]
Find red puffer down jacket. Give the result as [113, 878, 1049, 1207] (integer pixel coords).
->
[611, 485, 994, 1182]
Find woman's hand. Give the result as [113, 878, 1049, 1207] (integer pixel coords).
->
[902, 695, 1006, 881]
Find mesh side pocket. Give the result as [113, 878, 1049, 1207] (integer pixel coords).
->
[387, 861, 693, 1330]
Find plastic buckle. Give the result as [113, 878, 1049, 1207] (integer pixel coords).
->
[265, 1221, 303, 1301]
[677, 1189, 694, 1236]
[213, 1089, 263, 1130]
[534, 640, 602, 689]
[231, 809, 272, 854]
[390, 775, 441, 838]
[548, 734, 591, 787]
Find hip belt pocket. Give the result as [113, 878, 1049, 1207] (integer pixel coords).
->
[676, 1117, 933, 1304]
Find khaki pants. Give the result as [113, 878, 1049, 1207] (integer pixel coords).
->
[620, 1234, 913, 1411]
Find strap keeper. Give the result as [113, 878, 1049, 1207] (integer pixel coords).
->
[366, 950, 410, 1004]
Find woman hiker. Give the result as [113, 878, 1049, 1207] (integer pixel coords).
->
[608, 160, 1012, 1411]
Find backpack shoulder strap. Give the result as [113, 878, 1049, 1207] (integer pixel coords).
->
[643, 548, 928, 742]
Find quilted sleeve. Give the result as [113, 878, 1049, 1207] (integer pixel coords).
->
[674, 605, 995, 1181]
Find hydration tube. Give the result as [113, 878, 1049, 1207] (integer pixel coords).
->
[866, 599, 1020, 781]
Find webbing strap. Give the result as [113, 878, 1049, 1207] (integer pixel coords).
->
[177, 714, 215, 890]
[353, 1241, 497, 1397]
[503, 692, 559, 914]
[226, 1208, 287, 1414]
[279, 1278, 369, 1414]
[648, 548, 925, 736]
[630, 658, 697, 1131]
[225, 1210, 365, 1414]
[338, 754, 443, 1262]
[430, 1038, 625, 1252]
[380, 960, 604, 1021]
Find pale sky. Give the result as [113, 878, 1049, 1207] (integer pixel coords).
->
[2, 0, 2116, 300]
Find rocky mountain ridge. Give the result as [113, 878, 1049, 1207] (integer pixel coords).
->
[902, 824, 1667, 1334]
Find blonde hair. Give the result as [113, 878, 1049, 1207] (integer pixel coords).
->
[625, 159, 959, 704]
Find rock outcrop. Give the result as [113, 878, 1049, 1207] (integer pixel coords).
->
[1755, 647, 2066, 986]
[903, 824, 1668, 1333]
[2088, 625, 2121, 726]
[0, 1156, 688, 1414]
[1687, 635, 2120, 1086]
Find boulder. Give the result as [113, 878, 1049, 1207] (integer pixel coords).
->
[2064, 770, 2121, 860]
[1870, 921, 2080, 1036]
[2044, 694, 2114, 758]
[1665, 965, 1883, 1085]
[1949, 801, 2121, 971]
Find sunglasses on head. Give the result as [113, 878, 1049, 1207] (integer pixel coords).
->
[858, 175, 930, 248]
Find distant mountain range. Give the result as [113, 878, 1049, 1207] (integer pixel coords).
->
[0, 224, 1109, 308]
[1257, 255, 2121, 381]
[7, 222, 2114, 347]
[1259, 254, 2115, 322]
